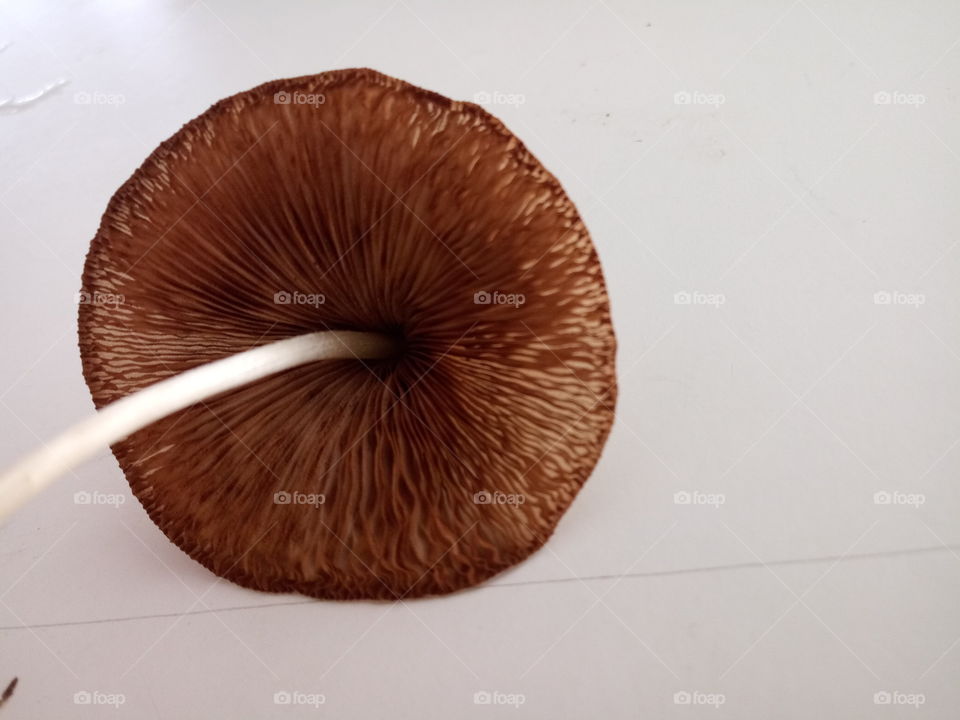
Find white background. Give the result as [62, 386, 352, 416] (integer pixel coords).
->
[1, 0, 959, 717]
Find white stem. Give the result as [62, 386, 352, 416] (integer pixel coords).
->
[0, 330, 396, 522]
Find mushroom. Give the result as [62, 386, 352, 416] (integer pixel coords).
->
[2, 69, 617, 599]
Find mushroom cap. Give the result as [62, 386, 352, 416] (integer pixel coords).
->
[78, 69, 617, 600]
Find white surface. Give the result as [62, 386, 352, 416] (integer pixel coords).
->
[1, 1, 959, 717]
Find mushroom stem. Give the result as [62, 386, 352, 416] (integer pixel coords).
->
[0, 330, 396, 522]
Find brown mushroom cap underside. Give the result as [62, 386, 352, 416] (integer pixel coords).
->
[78, 68, 617, 600]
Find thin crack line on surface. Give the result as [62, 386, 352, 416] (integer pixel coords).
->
[1, 542, 956, 632]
